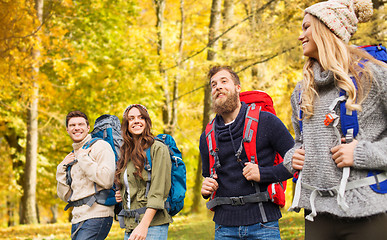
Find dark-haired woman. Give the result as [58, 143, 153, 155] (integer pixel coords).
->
[115, 104, 172, 240]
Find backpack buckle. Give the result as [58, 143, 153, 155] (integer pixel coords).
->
[230, 196, 245, 206]
[316, 189, 336, 197]
[324, 113, 338, 126]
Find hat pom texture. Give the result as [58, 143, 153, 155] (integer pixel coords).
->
[305, 0, 373, 43]
[354, 0, 373, 23]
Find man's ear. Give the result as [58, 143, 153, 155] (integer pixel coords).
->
[236, 84, 241, 93]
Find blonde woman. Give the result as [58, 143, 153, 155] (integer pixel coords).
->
[283, 0, 387, 239]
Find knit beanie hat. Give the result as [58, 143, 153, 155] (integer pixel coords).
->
[305, 0, 373, 43]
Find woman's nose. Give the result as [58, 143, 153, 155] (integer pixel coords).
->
[298, 33, 304, 41]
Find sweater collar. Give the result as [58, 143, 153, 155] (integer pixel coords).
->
[313, 62, 334, 88]
[214, 102, 247, 140]
[72, 134, 92, 151]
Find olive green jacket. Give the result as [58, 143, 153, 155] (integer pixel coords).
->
[120, 140, 172, 232]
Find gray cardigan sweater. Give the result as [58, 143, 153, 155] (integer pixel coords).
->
[283, 61, 387, 218]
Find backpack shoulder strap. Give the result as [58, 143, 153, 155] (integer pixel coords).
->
[144, 146, 152, 197]
[242, 104, 261, 164]
[145, 147, 152, 168]
[205, 118, 218, 177]
[339, 77, 359, 142]
[66, 137, 101, 189]
[298, 87, 303, 136]
[82, 137, 102, 149]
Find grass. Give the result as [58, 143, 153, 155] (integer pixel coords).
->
[0, 210, 305, 240]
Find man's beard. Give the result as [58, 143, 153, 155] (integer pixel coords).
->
[212, 89, 239, 115]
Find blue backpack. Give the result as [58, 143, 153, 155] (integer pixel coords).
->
[294, 44, 387, 193]
[64, 114, 123, 210]
[339, 44, 387, 193]
[90, 114, 123, 205]
[145, 134, 186, 216]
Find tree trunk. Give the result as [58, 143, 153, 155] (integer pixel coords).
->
[206, 0, 222, 61]
[7, 196, 15, 227]
[152, 0, 171, 134]
[20, 0, 43, 225]
[170, 0, 185, 136]
[249, 0, 266, 89]
[372, 0, 383, 9]
[50, 204, 58, 223]
[191, 0, 222, 213]
[4, 125, 23, 226]
[222, 0, 234, 50]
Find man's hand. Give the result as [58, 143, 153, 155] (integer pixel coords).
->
[243, 162, 260, 182]
[62, 152, 76, 165]
[331, 138, 358, 168]
[75, 147, 92, 160]
[292, 148, 305, 171]
[201, 175, 219, 197]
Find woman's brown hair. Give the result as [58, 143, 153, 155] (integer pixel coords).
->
[115, 105, 154, 188]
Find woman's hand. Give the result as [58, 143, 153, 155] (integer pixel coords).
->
[115, 190, 122, 203]
[292, 148, 305, 170]
[331, 138, 358, 168]
[128, 208, 157, 240]
[129, 223, 149, 240]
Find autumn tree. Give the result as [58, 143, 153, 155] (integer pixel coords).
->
[19, 0, 44, 225]
[190, 0, 222, 213]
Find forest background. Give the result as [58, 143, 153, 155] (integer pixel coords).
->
[0, 0, 385, 233]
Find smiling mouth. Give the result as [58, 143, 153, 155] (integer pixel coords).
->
[302, 41, 308, 47]
[216, 92, 227, 99]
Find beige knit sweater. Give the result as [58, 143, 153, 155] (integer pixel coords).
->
[56, 134, 116, 224]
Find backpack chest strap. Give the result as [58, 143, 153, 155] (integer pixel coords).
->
[206, 191, 270, 209]
[64, 188, 111, 210]
[297, 172, 387, 221]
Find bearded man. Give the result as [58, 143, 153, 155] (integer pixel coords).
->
[199, 66, 294, 240]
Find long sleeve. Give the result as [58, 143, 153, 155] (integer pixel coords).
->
[146, 142, 172, 209]
[353, 63, 387, 171]
[283, 84, 303, 174]
[77, 140, 116, 189]
[283, 62, 387, 218]
[56, 134, 115, 224]
[56, 160, 71, 202]
[255, 111, 294, 183]
[121, 140, 173, 231]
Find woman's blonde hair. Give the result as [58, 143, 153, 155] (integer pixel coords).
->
[301, 14, 383, 119]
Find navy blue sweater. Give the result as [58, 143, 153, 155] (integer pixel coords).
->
[200, 102, 294, 226]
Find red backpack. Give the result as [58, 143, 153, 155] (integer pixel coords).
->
[205, 90, 286, 208]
